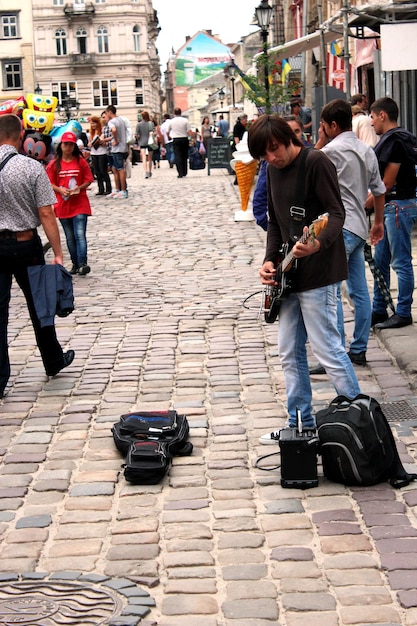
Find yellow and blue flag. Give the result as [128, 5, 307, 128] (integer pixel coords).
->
[281, 59, 292, 85]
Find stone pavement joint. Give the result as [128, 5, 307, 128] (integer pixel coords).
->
[0, 162, 416, 625]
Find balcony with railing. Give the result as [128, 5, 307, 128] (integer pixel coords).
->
[64, 3, 95, 23]
[70, 52, 97, 72]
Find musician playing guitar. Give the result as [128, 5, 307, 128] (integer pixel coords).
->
[248, 115, 361, 444]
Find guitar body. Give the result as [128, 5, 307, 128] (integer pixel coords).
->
[264, 262, 292, 324]
[261, 213, 329, 324]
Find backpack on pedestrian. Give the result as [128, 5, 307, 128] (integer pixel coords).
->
[120, 116, 134, 145]
[316, 394, 417, 489]
[112, 410, 193, 484]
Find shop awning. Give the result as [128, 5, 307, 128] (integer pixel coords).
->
[263, 30, 338, 61]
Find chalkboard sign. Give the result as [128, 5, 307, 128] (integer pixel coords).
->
[207, 138, 232, 175]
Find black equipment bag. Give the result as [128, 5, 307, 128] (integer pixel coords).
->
[316, 394, 417, 488]
[123, 441, 170, 485]
[112, 410, 193, 484]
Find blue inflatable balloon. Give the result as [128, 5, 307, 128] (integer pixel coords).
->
[50, 120, 82, 149]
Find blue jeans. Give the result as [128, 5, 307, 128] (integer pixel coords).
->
[373, 200, 417, 318]
[337, 229, 371, 354]
[60, 214, 89, 268]
[278, 285, 361, 428]
[165, 141, 175, 165]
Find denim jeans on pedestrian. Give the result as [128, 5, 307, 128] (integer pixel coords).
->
[165, 141, 175, 165]
[278, 285, 361, 428]
[373, 199, 417, 318]
[60, 214, 88, 268]
[337, 229, 371, 354]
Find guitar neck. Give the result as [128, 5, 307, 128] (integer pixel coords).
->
[281, 228, 310, 272]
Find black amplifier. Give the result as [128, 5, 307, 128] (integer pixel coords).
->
[279, 427, 319, 489]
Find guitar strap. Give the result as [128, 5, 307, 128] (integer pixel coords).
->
[289, 147, 311, 243]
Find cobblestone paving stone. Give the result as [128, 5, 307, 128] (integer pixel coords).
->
[0, 161, 417, 625]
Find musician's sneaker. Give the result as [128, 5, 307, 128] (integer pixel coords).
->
[259, 429, 281, 445]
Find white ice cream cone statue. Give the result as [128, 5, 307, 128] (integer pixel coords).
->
[234, 159, 258, 211]
[230, 131, 257, 221]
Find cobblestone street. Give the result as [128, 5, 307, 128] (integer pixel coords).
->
[1, 159, 417, 626]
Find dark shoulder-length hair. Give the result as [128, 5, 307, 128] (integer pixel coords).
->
[248, 114, 303, 160]
[54, 141, 81, 173]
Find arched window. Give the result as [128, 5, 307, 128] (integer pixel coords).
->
[133, 25, 140, 52]
[76, 26, 87, 54]
[97, 25, 109, 54]
[55, 28, 67, 56]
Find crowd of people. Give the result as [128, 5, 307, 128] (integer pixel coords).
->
[248, 93, 416, 442]
[0, 92, 415, 412]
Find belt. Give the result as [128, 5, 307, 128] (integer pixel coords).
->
[0, 229, 35, 241]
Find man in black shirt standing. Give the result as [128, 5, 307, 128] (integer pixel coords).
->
[366, 97, 417, 329]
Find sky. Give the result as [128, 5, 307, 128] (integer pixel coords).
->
[152, 0, 260, 68]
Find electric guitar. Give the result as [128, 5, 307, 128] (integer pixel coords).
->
[263, 213, 329, 324]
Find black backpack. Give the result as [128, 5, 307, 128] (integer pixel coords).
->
[316, 394, 417, 489]
[112, 410, 193, 484]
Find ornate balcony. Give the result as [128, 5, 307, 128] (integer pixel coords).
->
[64, 3, 95, 23]
[70, 52, 97, 73]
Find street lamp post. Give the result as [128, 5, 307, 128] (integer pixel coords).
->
[59, 95, 80, 122]
[255, 0, 273, 114]
[218, 87, 225, 109]
[224, 64, 236, 108]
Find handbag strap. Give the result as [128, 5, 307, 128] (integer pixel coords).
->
[0, 152, 17, 172]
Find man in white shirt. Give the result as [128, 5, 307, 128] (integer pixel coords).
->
[160, 114, 175, 168]
[105, 105, 128, 198]
[167, 108, 189, 178]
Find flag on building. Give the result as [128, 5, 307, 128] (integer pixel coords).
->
[281, 59, 292, 85]
[330, 40, 342, 56]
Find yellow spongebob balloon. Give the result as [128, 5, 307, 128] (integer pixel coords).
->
[22, 109, 55, 134]
[26, 93, 57, 113]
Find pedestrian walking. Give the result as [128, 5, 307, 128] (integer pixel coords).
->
[46, 131, 94, 276]
[366, 97, 417, 329]
[135, 111, 154, 179]
[88, 116, 112, 196]
[0, 114, 74, 397]
[160, 114, 175, 168]
[216, 114, 230, 138]
[167, 108, 190, 179]
[247, 114, 360, 443]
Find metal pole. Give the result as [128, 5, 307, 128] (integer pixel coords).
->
[343, 0, 351, 100]
[231, 77, 236, 108]
[262, 29, 270, 114]
[317, 0, 327, 106]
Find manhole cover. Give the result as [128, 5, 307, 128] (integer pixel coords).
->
[0, 574, 154, 626]
[381, 400, 417, 423]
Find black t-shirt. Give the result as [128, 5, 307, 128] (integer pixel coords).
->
[233, 121, 247, 141]
[265, 147, 348, 292]
[374, 128, 417, 201]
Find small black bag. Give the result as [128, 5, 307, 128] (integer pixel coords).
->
[316, 394, 417, 488]
[123, 441, 170, 485]
[112, 410, 193, 484]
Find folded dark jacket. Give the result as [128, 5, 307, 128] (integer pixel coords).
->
[28, 264, 74, 327]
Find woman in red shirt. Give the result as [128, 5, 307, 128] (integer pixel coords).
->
[46, 131, 94, 275]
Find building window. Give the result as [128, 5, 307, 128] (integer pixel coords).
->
[55, 28, 67, 56]
[95, 0, 106, 3]
[51, 81, 77, 104]
[135, 79, 144, 106]
[97, 26, 108, 54]
[76, 26, 87, 54]
[1, 14, 18, 38]
[133, 25, 140, 52]
[93, 79, 117, 107]
[53, 0, 64, 5]
[2, 60, 22, 89]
